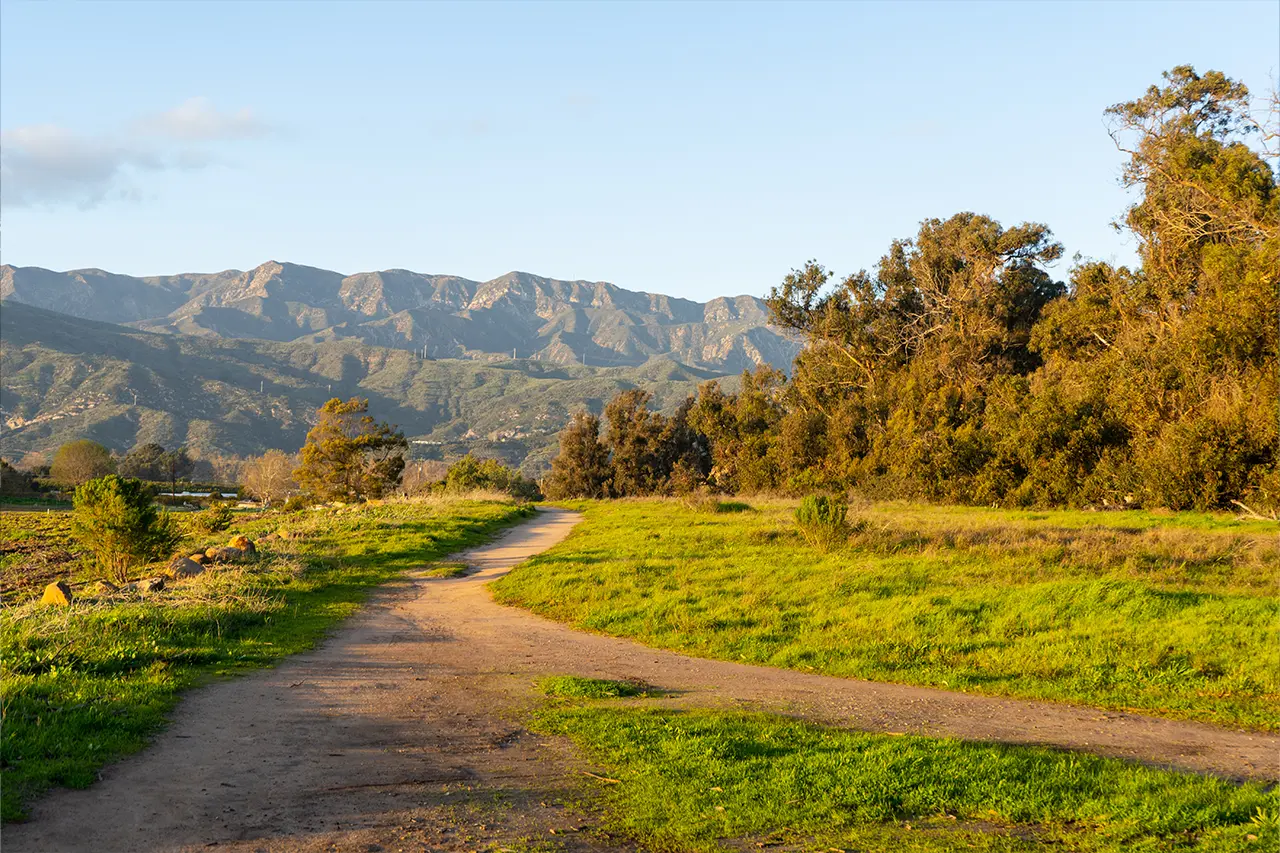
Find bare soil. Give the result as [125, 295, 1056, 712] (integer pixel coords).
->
[8, 508, 1277, 852]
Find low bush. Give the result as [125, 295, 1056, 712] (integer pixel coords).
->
[281, 495, 312, 512]
[186, 501, 235, 535]
[445, 455, 540, 501]
[71, 475, 182, 584]
[794, 494, 849, 551]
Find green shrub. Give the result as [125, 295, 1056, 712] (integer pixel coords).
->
[281, 495, 312, 512]
[445, 454, 541, 500]
[71, 475, 182, 583]
[795, 494, 849, 552]
[681, 488, 720, 513]
[187, 501, 234, 534]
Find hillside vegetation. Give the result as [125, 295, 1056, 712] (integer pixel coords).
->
[0, 302, 727, 471]
[493, 500, 1280, 729]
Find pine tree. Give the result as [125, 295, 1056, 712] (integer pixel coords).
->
[544, 412, 612, 499]
[293, 398, 408, 501]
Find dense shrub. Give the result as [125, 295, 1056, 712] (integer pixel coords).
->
[445, 455, 540, 500]
[71, 475, 182, 583]
[187, 501, 235, 534]
[794, 494, 849, 552]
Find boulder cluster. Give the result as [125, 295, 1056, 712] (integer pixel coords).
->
[40, 533, 265, 606]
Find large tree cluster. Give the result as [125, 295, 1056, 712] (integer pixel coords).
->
[548, 67, 1278, 512]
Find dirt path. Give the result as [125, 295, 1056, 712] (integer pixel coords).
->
[9, 508, 1278, 852]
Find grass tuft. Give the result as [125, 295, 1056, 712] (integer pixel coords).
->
[539, 675, 652, 699]
[419, 562, 470, 578]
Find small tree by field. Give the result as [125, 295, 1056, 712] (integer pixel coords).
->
[120, 443, 194, 495]
[544, 412, 612, 499]
[400, 460, 449, 496]
[50, 440, 116, 487]
[293, 398, 408, 501]
[118, 443, 170, 480]
[444, 454, 540, 500]
[0, 459, 38, 497]
[71, 475, 182, 583]
[241, 450, 298, 506]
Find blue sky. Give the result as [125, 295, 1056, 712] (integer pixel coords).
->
[2, 1, 1276, 302]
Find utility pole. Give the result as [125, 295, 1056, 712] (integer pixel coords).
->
[132, 391, 138, 406]
[260, 380, 264, 393]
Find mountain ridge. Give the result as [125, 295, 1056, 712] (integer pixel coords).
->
[1, 261, 799, 373]
[0, 301, 738, 473]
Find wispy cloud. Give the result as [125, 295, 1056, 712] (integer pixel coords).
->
[133, 96, 271, 141]
[0, 98, 271, 209]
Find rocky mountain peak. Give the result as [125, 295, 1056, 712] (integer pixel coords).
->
[2, 261, 799, 374]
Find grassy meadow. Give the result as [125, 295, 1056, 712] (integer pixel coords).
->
[0, 498, 534, 821]
[494, 500, 1280, 729]
[534, 680, 1279, 852]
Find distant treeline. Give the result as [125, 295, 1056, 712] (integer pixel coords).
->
[546, 67, 1279, 512]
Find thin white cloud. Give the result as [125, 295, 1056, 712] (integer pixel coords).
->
[1, 98, 271, 209]
[134, 96, 270, 141]
[0, 125, 162, 209]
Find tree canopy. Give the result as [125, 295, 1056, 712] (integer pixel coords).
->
[50, 440, 116, 487]
[293, 398, 408, 501]
[546, 66, 1279, 512]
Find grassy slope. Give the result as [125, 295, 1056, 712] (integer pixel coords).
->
[0, 499, 534, 821]
[493, 500, 1279, 729]
[535, 699, 1279, 852]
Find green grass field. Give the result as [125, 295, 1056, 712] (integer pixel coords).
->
[0, 498, 534, 822]
[493, 500, 1279, 729]
[533, 689, 1279, 852]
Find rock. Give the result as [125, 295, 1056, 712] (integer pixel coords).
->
[205, 546, 245, 563]
[138, 576, 166, 594]
[228, 535, 257, 556]
[166, 556, 205, 579]
[40, 581, 73, 606]
[94, 580, 119, 594]
[189, 553, 210, 565]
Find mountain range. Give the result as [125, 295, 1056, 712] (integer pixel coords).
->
[1, 263, 793, 473]
[1, 261, 798, 373]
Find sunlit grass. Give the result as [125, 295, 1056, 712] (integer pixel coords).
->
[0, 499, 534, 821]
[537, 703, 1279, 852]
[539, 675, 652, 699]
[493, 500, 1279, 729]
